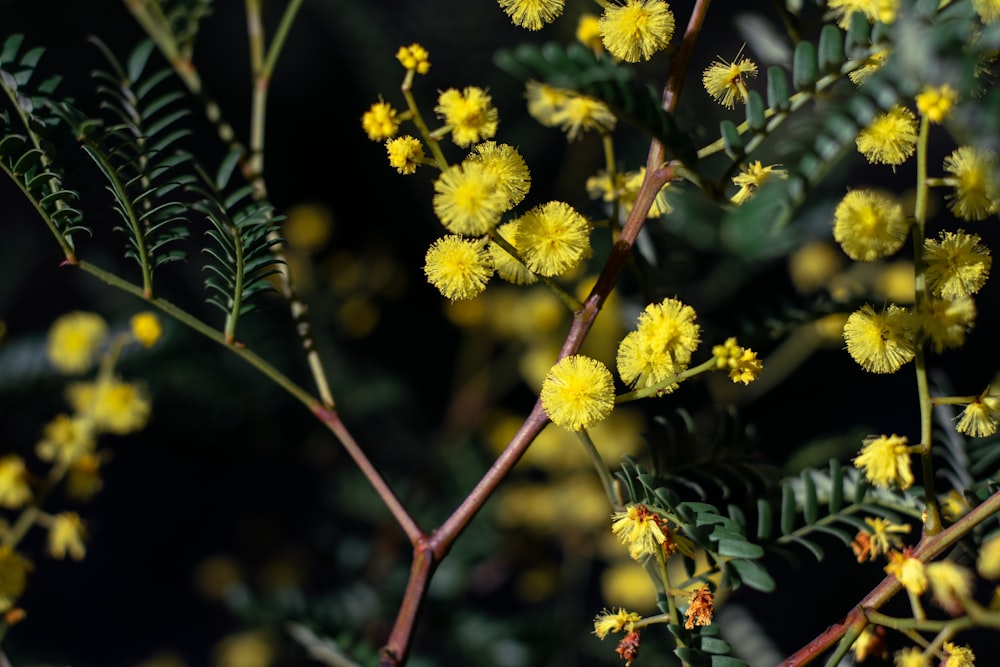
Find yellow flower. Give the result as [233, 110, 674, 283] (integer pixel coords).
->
[540, 355, 616, 431]
[423, 235, 493, 301]
[395, 43, 430, 74]
[885, 548, 927, 594]
[611, 503, 670, 560]
[515, 201, 591, 277]
[919, 296, 975, 354]
[856, 105, 918, 166]
[943, 642, 976, 667]
[130, 312, 162, 348]
[854, 434, 914, 489]
[576, 13, 603, 52]
[833, 189, 909, 262]
[926, 561, 973, 615]
[435, 87, 499, 147]
[432, 161, 506, 236]
[497, 0, 565, 31]
[468, 142, 531, 210]
[588, 169, 671, 218]
[593, 607, 642, 639]
[894, 647, 928, 667]
[915, 84, 957, 124]
[489, 221, 536, 285]
[924, 230, 991, 299]
[0, 547, 31, 613]
[956, 392, 1000, 437]
[973, 0, 1000, 24]
[711, 337, 763, 384]
[853, 625, 887, 662]
[551, 94, 616, 141]
[361, 100, 400, 141]
[36, 413, 95, 465]
[977, 533, 1000, 579]
[617, 297, 700, 390]
[47, 311, 108, 375]
[385, 136, 424, 175]
[731, 161, 786, 204]
[0, 456, 31, 509]
[828, 0, 899, 28]
[850, 516, 911, 562]
[843, 304, 915, 374]
[66, 453, 104, 501]
[67, 378, 152, 435]
[943, 146, 999, 221]
[525, 81, 571, 127]
[599, 0, 675, 63]
[684, 585, 714, 630]
[850, 48, 890, 85]
[703, 54, 758, 109]
[48, 512, 87, 560]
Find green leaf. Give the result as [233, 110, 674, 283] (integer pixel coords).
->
[714, 536, 765, 559]
[710, 657, 750, 667]
[756, 497, 773, 540]
[818, 24, 846, 73]
[700, 637, 732, 655]
[727, 558, 775, 592]
[802, 471, 819, 525]
[675, 647, 708, 666]
[720, 120, 743, 158]
[829, 459, 844, 513]
[793, 41, 819, 91]
[745, 91, 766, 131]
[766, 66, 790, 111]
[781, 481, 796, 534]
[790, 535, 824, 561]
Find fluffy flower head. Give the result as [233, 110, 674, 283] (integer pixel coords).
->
[926, 561, 973, 615]
[974, 0, 1000, 24]
[703, 54, 758, 109]
[828, 0, 899, 28]
[731, 161, 786, 204]
[957, 393, 1000, 437]
[468, 142, 531, 209]
[924, 230, 991, 299]
[943, 146, 999, 221]
[599, 0, 675, 63]
[943, 643, 976, 667]
[435, 87, 499, 147]
[885, 548, 927, 594]
[0, 456, 31, 509]
[551, 94, 616, 141]
[47, 311, 108, 375]
[919, 296, 975, 353]
[854, 434, 913, 489]
[515, 201, 591, 276]
[685, 586, 714, 629]
[577, 13, 603, 52]
[432, 161, 507, 235]
[489, 221, 536, 285]
[497, 0, 565, 31]
[424, 236, 493, 301]
[915, 84, 957, 124]
[386, 136, 424, 175]
[130, 312, 162, 348]
[617, 298, 700, 390]
[856, 105, 918, 166]
[67, 378, 152, 435]
[361, 101, 400, 141]
[48, 513, 86, 560]
[540, 355, 616, 431]
[36, 413, 95, 465]
[593, 607, 642, 639]
[611, 503, 670, 560]
[833, 189, 909, 261]
[843, 304, 915, 374]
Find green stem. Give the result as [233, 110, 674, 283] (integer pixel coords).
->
[822, 617, 865, 667]
[400, 71, 448, 170]
[263, 0, 304, 79]
[575, 429, 621, 511]
[616, 357, 718, 403]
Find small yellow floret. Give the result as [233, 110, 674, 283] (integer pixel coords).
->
[611, 503, 670, 560]
[843, 304, 915, 374]
[395, 43, 430, 74]
[943, 146, 999, 221]
[926, 561, 973, 615]
[855, 434, 913, 489]
[731, 161, 786, 204]
[0, 456, 31, 509]
[576, 13, 603, 52]
[599, 0, 675, 63]
[423, 236, 493, 301]
[593, 607, 642, 639]
[943, 642, 976, 667]
[915, 84, 957, 124]
[856, 105, 918, 166]
[47, 311, 108, 375]
[617, 297, 700, 390]
[48, 513, 87, 560]
[828, 0, 899, 28]
[497, 0, 565, 31]
[551, 94, 617, 141]
[978, 533, 1000, 579]
[540, 355, 616, 431]
[703, 55, 758, 109]
[130, 311, 162, 348]
[67, 378, 152, 435]
[973, 0, 1000, 24]
[885, 549, 927, 594]
[894, 647, 928, 667]
[435, 87, 499, 147]
[36, 413, 95, 465]
[849, 49, 889, 85]
[361, 101, 400, 141]
[711, 337, 763, 384]
[919, 296, 975, 354]
[515, 201, 591, 277]
[385, 136, 424, 175]
[833, 189, 909, 262]
[851, 516, 911, 562]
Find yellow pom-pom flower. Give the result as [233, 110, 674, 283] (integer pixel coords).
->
[497, 0, 565, 31]
[599, 0, 675, 63]
[703, 54, 758, 109]
[47, 311, 108, 375]
[617, 297, 700, 390]
[893, 647, 928, 667]
[386, 136, 424, 175]
[489, 221, 537, 285]
[828, 0, 899, 28]
[919, 296, 975, 354]
[435, 87, 499, 147]
[526, 81, 570, 127]
[515, 201, 591, 277]
[540, 354, 616, 431]
[843, 304, 915, 374]
[130, 311, 162, 348]
[0, 456, 32, 509]
[36, 413, 95, 465]
[468, 142, 531, 210]
[361, 100, 400, 141]
[432, 161, 507, 236]
[611, 503, 671, 560]
[551, 94, 617, 141]
[395, 43, 430, 74]
[884, 548, 927, 593]
[924, 230, 991, 299]
[943, 146, 999, 221]
[731, 161, 787, 204]
[849, 48, 889, 86]
[955, 392, 1000, 438]
[576, 13, 603, 52]
[977, 533, 1000, 579]
[48, 512, 87, 560]
[915, 84, 957, 124]
[424, 235, 493, 301]
[67, 378, 152, 435]
[832, 189, 909, 261]
[926, 561, 973, 615]
[854, 433, 913, 489]
[856, 105, 918, 166]
[943, 643, 976, 667]
[974, 0, 1000, 24]
[593, 607, 642, 639]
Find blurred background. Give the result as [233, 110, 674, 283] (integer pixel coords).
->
[2, 1, 1000, 666]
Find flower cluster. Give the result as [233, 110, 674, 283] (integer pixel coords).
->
[616, 297, 700, 392]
